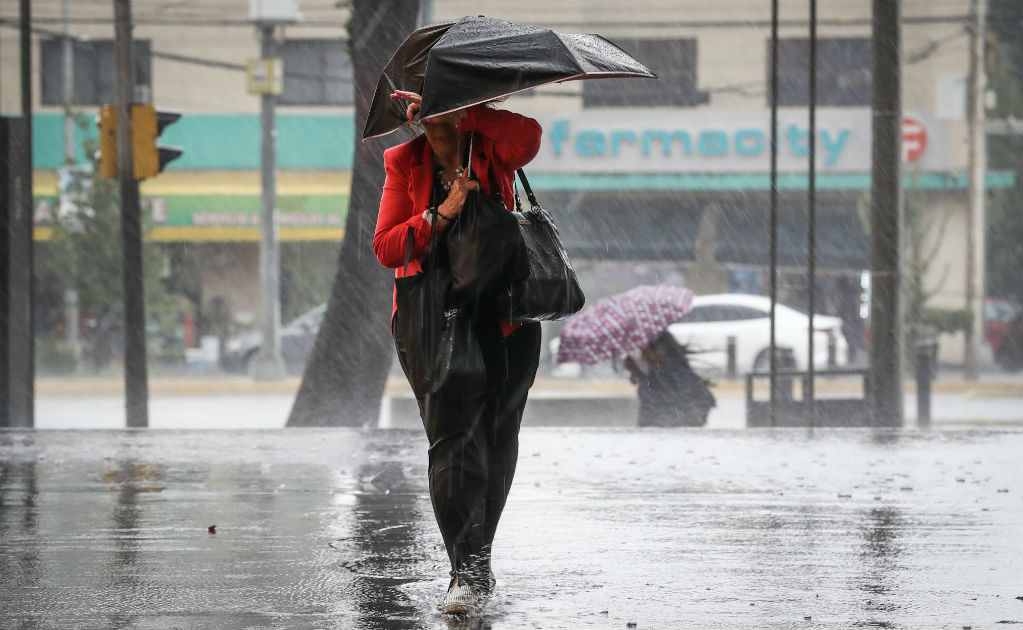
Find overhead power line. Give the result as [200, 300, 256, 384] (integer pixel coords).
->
[0, 18, 350, 81]
[1, 13, 975, 29]
[0, 15, 346, 28]
[0, 14, 973, 100]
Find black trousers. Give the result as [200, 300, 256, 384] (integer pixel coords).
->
[394, 314, 541, 581]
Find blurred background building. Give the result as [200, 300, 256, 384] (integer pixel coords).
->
[1, 0, 1019, 373]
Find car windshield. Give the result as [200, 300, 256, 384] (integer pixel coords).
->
[288, 305, 326, 330]
[986, 301, 1019, 322]
[686, 304, 768, 322]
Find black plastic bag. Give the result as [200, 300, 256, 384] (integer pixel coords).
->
[394, 225, 487, 399]
[494, 169, 585, 322]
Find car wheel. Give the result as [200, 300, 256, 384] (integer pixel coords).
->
[753, 348, 797, 373]
[753, 349, 771, 373]
[996, 345, 1023, 372]
[243, 349, 259, 374]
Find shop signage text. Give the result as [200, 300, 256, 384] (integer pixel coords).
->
[548, 120, 850, 166]
[525, 109, 947, 174]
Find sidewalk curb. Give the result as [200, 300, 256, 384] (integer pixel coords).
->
[35, 376, 1023, 398]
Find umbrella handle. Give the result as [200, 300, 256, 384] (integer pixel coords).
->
[464, 133, 474, 180]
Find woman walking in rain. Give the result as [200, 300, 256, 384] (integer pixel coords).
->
[373, 90, 542, 615]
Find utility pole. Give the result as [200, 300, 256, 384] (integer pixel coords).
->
[251, 23, 287, 381]
[63, 0, 81, 365]
[964, 0, 988, 380]
[806, 0, 818, 422]
[63, 0, 74, 161]
[2, 0, 36, 427]
[868, 0, 904, 426]
[114, 0, 149, 427]
[768, 0, 780, 426]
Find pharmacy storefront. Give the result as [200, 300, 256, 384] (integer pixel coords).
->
[516, 107, 1013, 300]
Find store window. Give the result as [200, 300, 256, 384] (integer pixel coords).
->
[714, 197, 869, 269]
[546, 190, 703, 261]
[40, 39, 151, 106]
[279, 39, 353, 106]
[582, 38, 708, 107]
[771, 38, 871, 107]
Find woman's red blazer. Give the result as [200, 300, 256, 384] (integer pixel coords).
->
[373, 106, 542, 332]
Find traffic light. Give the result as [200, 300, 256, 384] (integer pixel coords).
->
[95, 105, 184, 180]
[132, 105, 183, 179]
[97, 106, 118, 179]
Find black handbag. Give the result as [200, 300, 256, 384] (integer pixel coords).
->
[494, 169, 585, 322]
[444, 134, 529, 307]
[394, 219, 487, 400]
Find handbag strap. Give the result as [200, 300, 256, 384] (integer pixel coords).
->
[515, 168, 542, 214]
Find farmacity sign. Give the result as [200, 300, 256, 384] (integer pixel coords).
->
[524, 109, 946, 174]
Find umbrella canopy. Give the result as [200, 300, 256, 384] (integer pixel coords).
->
[556, 285, 695, 365]
[363, 16, 656, 141]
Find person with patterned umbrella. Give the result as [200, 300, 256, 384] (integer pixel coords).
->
[556, 285, 715, 426]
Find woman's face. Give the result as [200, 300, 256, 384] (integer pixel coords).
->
[422, 110, 466, 154]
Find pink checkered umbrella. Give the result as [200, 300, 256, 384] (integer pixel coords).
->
[556, 285, 695, 365]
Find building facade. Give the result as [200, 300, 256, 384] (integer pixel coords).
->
[1, 0, 1012, 365]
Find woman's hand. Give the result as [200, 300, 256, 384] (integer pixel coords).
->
[437, 167, 478, 221]
[390, 90, 468, 126]
[390, 90, 422, 122]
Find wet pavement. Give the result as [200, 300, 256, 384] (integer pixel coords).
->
[1, 427, 1021, 629]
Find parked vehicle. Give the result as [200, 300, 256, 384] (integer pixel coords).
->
[221, 304, 325, 375]
[985, 298, 1021, 358]
[665, 293, 849, 375]
[995, 309, 1023, 372]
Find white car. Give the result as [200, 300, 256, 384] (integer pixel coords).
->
[666, 293, 849, 375]
[549, 293, 849, 378]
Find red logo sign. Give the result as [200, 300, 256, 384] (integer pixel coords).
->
[902, 117, 928, 163]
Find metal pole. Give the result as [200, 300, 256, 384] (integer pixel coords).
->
[768, 0, 780, 427]
[63, 0, 75, 162]
[20, 0, 30, 129]
[0, 121, 8, 428]
[115, 0, 149, 427]
[252, 23, 286, 381]
[964, 0, 987, 380]
[915, 340, 934, 428]
[806, 0, 818, 425]
[869, 0, 904, 427]
[5, 0, 36, 428]
[726, 335, 737, 378]
[66, 289, 80, 362]
[62, 0, 81, 360]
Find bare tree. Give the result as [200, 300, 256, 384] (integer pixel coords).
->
[287, 0, 421, 426]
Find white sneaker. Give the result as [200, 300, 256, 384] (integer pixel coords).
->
[440, 578, 480, 616]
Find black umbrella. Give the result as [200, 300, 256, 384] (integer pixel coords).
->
[363, 16, 657, 141]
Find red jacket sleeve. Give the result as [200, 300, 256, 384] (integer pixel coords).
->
[373, 145, 436, 270]
[459, 106, 542, 171]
